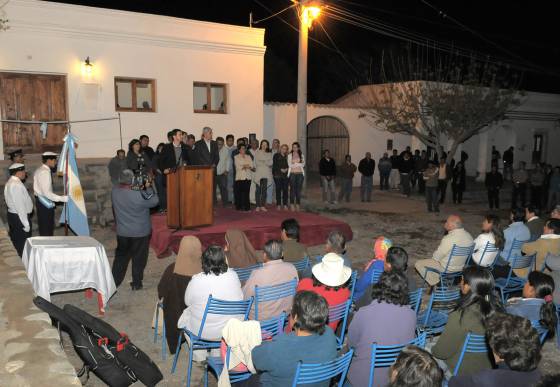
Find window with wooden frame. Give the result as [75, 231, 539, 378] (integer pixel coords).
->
[193, 82, 227, 113]
[114, 77, 156, 112]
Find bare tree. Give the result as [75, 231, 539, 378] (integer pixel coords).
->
[1, 0, 9, 31]
[359, 50, 522, 161]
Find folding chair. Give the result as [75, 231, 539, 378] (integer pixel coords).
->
[171, 296, 253, 387]
[417, 286, 461, 336]
[453, 333, 488, 376]
[408, 288, 424, 315]
[495, 254, 535, 304]
[422, 244, 474, 287]
[502, 238, 528, 264]
[467, 242, 500, 269]
[329, 299, 352, 349]
[254, 278, 297, 320]
[531, 320, 549, 344]
[233, 263, 263, 282]
[370, 268, 383, 285]
[292, 349, 354, 387]
[293, 256, 310, 273]
[348, 270, 358, 301]
[153, 301, 167, 359]
[203, 313, 286, 387]
[369, 333, 427, 387]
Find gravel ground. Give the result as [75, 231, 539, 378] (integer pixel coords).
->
[50, 184, 560, 386]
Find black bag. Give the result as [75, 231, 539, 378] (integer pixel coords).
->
[63, 304, 163, 387]
[33, 297, 134, 387]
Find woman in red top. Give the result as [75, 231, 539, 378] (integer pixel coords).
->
[293, 253, 352, 331]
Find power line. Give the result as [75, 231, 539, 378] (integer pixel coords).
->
[251, 3, 295, 25]
[316, 19, 361, 76]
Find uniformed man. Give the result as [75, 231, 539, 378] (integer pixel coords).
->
[33, 152, 68, 236]
[6, 149, 25, 179]
[4, 163, 33, 256]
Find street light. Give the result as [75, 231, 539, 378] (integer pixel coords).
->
[296, 1, 322, 192]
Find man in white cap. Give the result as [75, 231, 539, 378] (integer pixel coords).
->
[33, 152, 68, 236]
[4, 163, 33, 256]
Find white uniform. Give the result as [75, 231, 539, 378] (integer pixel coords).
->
[4, 175, 33, 232]
[33, 164, 67, 202]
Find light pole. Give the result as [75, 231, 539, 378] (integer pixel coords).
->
[296, 1, 321, 191]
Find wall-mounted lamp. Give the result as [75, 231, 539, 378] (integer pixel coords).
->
[84, 56, 93, 75]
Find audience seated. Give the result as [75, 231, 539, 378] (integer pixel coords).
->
[356, 246, 417, 309]
[157, 236, 202, 354]
[293, 253, 351, 331]
[388, 346, 443, 387]
[519, 219, 560, 277]
[552, 206, 560, 220]
[347, 270, 416, 387]
[432, 266, 502, 377]
[322, 230, 352, 267]
[224, 229, 260, 268]
[353, 236, 392, 301]
[177, 245, 243, 361]
[251, 291, 337, 387]
[471, 214, 504, 267]
[449, 313, 542, 387]
[499, 207, 531, 262]
[415, 215, 474, 286]
[526, 205, 546, 242]
[506, 271, 557, 335]
[242, 239, 298, 320]
[280, 218, 309, 263]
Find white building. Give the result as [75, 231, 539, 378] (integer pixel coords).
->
[0, 0, 265, 158]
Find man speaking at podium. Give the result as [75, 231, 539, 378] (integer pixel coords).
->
[158, 129, 191, 211]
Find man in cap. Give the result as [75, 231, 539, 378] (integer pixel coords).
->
[33, 152, 68, 236]
[6, 149, 24, 179]
[4, 163, 33, 256]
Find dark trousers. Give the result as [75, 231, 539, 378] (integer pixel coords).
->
[112, 234, 150, 287]
[255, 178, 268, 207]
[438, 180, 448, 204]
[400, 173, 411, 196]
[380, 172, 390, 190]
[426, 186, 439, 212]
[235, 179, 251, 211]
[36, 197, 55, 236]
[7, 211, 31, 257]
[155, 173, 167, 211]
[531, 185, 543, 209]
[360, 175, 373, 201]
[216, 173, 228, 206]
[338, 178, 353, 202]
[274, 176, 289, 206]
[512, 183, 527, 208]
[289, 173, 304, 205]
[418, 174, 426, 194]
[488, 189, 500, 209]
[452, 186, 464, 204]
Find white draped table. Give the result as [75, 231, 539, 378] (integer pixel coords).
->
[22, 236, 116, 313]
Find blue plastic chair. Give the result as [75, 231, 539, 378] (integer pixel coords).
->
[153, 301, 167, 360]
[293, 256, 310, 272]
[171, 296, 253, 387]
[370, 268, 383, 285]
[254, 278, 298, 320]
[453, 333, 488, 375]
[422, 244, 474, 287]
[495, 254, 535, 304]
[468, 242, 501, 268]
[408, 288, 424, 315]
[417, 287, 461, 336]
[348, 270, 358, 301]
[369, 333, 427, 387]
[531, 320, 549, 344]
[329, 299, 352, 349]
[502, 238, 528, 263]
[233, 263, 263, 282]
[203, 313, 286, 387]
[291, 349, 354, 387]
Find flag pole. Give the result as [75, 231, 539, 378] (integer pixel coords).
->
[64, 123, 70, 236]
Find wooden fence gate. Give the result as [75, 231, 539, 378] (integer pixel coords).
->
[307, 116, 349, 173]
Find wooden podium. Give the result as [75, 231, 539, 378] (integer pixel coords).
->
[167, 166, 214, 228]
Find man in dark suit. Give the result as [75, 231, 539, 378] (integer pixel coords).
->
[193, 126, 220, 202]
[157, 128, 191, 211]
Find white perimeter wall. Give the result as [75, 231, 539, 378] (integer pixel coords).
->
[0, 0, 265, 158]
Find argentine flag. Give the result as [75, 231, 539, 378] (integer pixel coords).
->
[57, 133, 90, 236]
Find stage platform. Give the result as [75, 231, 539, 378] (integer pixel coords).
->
[150, 207, 353, 258]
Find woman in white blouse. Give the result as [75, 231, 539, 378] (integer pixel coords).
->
[177, 245, 243, 360]
[287, 142, 305, 211]
[234, 143, 255, 212]
[471, 214, 504, 267]
[254, 140, 273, 212]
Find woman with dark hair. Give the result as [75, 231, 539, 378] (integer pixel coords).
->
[252, 291, 337, 387]
[177, 245, 243, 360]
[126, 138, 149, 172]
[234, 143, 255, 212]
[287, 142, 305, 211]
[432, 266, 502, 377]
[389, 346, 443, 387]
[452, 161, 466, 204]
[507, 271, 557, 335]
[449, 313, 542, 386]
[472, 214, 505, 267]
[347, 270, 416, 387]
[254, 139, 273, 212]
[153, 142, 166, 212]
[273, 144, 290, 210]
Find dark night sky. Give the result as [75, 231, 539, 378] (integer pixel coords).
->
[53, 0, 560, 103]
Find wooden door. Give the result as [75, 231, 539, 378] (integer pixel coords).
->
[1, 73, 68, 156]
[307, 116, 349, 172]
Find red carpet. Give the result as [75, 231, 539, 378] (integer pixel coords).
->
[150, 207, 353, 258]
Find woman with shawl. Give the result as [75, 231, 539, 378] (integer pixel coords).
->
[224, 229, 260, 268]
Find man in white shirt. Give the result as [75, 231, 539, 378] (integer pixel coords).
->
[415, 214, 474, 286]
[33, 152, 68, 236]
[215, 136, 230, 207]
[4, 163, 33, 256]
[225, 134, 235, 204]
